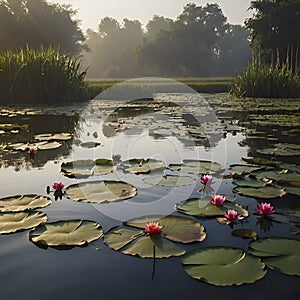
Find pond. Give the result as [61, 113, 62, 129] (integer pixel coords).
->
[0, 92, 299, 300]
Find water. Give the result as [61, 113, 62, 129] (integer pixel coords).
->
[0, 93, 299, 300]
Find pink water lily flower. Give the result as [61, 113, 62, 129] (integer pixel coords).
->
[52, 182, 64, 191]
[210, 195, 226, 206]
[224, 209, 240, 222]
[200, 174, 213, 185]
[255, 202, 275, 215]
[145, 222, 163, 234]
[28, 148, 36, 155]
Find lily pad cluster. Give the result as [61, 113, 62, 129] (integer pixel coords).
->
[0, 194, 50, 234]
[61, 158, 115, 178]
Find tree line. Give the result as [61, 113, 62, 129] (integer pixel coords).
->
[0, 0, 299, 78]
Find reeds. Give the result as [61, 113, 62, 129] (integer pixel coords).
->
[231, 64, 300, 98]
[0, 46, 88, 104]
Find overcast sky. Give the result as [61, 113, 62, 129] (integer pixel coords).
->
[52, 0, 253, 31]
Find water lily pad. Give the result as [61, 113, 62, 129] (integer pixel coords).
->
[182, 247, 266, 286]
[233, 177, 270, 188]
[37, 141, 62, 150]
[285, 186, 300, 196]
[241, 157, 278, 166]
[104, 215, 206, 258]
[175, 197, 248, 217]
[232, 229, 258, 240]
[229, 164, 263, 175]
[8, 141, 47, 151]
[80, 141, 101, 148]
[61, 159, 114, 178]
[289, 209, 300, 218]
[143, 174, 196, 186]
[248, 237, 300, 276]
[257, 143, 300, 156]
[121, 158, 165, 174]
[34, 133, 72, 141]
[234, 186, 286, 199]
[0, 211, 47, 234]
[254, 170, 300, 187]
[169, 160, 224, 175]
[65, 180, 137, 203]
[0, 194, 51, 212]
[29, 219, 103, 248]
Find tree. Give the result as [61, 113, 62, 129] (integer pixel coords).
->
[0, 0, 85, 54]
[246, 0, 300, 74]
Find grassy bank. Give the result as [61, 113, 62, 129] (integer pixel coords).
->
[86, 77, 232, 98]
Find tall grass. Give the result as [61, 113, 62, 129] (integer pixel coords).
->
[0, 46, 88, 104]
[231, 64, 300, 98]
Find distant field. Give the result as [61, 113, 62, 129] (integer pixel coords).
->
[86, 77, 232, 98]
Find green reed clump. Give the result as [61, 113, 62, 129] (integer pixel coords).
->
[0, 46, 89, 104]
[231, 64, 300, 98]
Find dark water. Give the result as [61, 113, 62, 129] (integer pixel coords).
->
[0, 93, 299, 300]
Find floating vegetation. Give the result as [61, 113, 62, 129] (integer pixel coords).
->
[182, 247, 266, 286]
[248, 237, 300, 276]
[231, 229, 258, 240]
[234, 185, 286, 199]
[104, 215, 206, 258]
[34, 133, 72, 141]
[0, 194, 51, 212]
[29, 219, 103, 249]
[61, 158, 114, 178]
[65, 180, 137, 203]
[0, 211, 47, 234]
[80, 141, 101, 148]
[143, 174, 196, 186]
[121, 158, 165, 174]
[175, 195, 248, 218]
[169, 160, 225, 175]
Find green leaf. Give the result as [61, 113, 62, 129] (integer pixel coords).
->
[234, 185, 286, 199]
[232, 229, 258, 240]
[289, 209, 300, 218]
[175, 197, 248, 217]
[65, 180, 137, 203]
[80, 141, 101, 148]
[229, 164, 263, 175]
[34, 133, 72, 141]
[182, 247, 266, 286]
[233, 177, 270, 188]
[143, 174, 196, 186]
[241, 157, 278, 166]
[104, 215, 206, 258]
[121, 158, 165, 174]
[169, 160, 224, 175]
[249, 237, 300, 276]
[29, 219, 103, 248]
[61, 159, 114, 178]
[0, 211, 47, 234]
[0, 194, 51, 212]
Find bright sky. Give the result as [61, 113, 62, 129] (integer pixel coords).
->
[52, 0, 253, 31]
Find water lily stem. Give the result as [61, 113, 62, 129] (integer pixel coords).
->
[151, 245, 156, 280]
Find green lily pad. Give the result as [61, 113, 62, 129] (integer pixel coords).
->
[229, 164, 263, 175]
[34, 133, 72, 141]
[80, 141, 101, 148]
[169, 160, 224, 175]
[182, 247, 266, 286]
[175, 197, 248, 217]
[37, 141, 62, 150]
[257, 143, 300, 156]
[234, 186, 286, 199]
[65, 180, 137, 203]
[0, 194, 51, 212]
[232, 229, 258, 240]
[8, 141, 47, 151]
[143, 174, 196, 186]
[289, 209, 300, 218]
[254, 170, 300, 186]
[104, 215, 206, 258]
[0, 211, 47, 234]
[61, 159, 114, 178]
[241, 157, 278, 166]
[248, 237, 300, 276]
[29, 219, 103, 248]
[121, 158, 165, 174]
[284, 186, 300, 196]
[233, 177, 270, 188]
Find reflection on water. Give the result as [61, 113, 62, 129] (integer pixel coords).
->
[0, 94, 299, 300]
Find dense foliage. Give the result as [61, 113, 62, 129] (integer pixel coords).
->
[82, 3, 251, 78]
[0, 47, 88, 104]
[0, 0, 85, 55]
